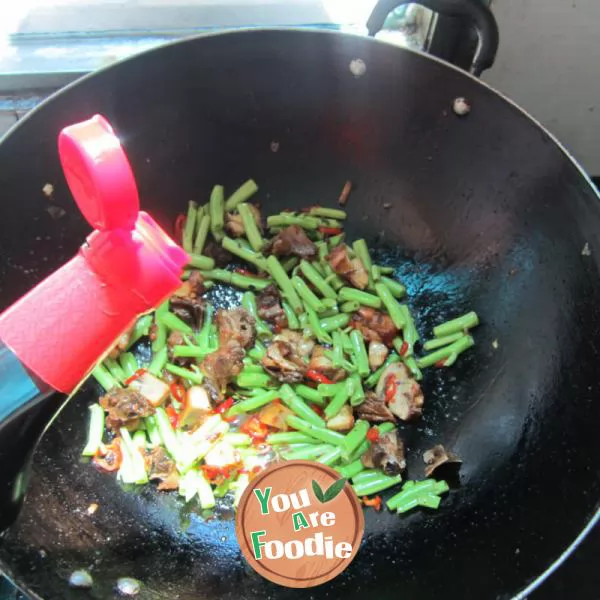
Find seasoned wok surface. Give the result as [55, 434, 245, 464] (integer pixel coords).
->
[0, 29, 599, 600]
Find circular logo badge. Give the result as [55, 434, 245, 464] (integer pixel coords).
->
[235, 460, 364, 588]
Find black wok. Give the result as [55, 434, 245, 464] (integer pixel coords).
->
[0, 18, 599, 600]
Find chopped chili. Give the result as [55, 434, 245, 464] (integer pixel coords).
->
[366, 427, 380, 443]
[398, 341, 409, 357]
[384, 374, 397, 405]
[362, 495, 382, 511]
[124, 368, 147, 386]
[166, 405, 179, 428]
[170, 382, 185, 404]
[435, 359, 447, 368]
[318, 226, 342, 236]
[306, 369, 334, 385]
[215, 397, 235, 414]
[240, 415, 269, 442]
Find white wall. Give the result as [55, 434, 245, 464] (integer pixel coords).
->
[484, 0, 600, 175]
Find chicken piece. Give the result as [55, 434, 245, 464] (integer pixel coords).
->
[368, 341, 389, 370]
[200, 339, 245, 400]
[225, 204, 262, 238]
[276, 329, 315, 360]
[171, 271, 204, 329]
[217, 307, 256, 349]
[423, 444, 462, 478]
[259, 402, 293, 431]
[326, 404, 355, 432]
[264, 225, 317, 260]
[257, 284, 287, 330]
[262, 340, 307, 383]
[327, 244, 369, 290]
[351, 306, 397, 346]
[354, 391, 396, 424]
[145, 446, 179, 491]
[376, 362, 424, 421]
[307, 345, 345, 382]
[179, 386, 213, 428]
[128, 372, 170, 407]
[99, 388, 155, 431]
[361, 430, 406, 476]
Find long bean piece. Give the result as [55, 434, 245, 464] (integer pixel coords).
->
[292, 276, 326, 313]
[280, 384, 326, 427]
[324, 379, 351, 419]
[381, 276, 406, 299]
[423, 332, 464, 351]
[299, 260, 337, 300]
[339, 287, 382, 309]
[417, 335, 474, 368]
[353, 473, 402, 496]
[222, 237, 267, 271]
[226, 390, 279, 417]
[82, 404, 105, 456]
[349, 330, 370, 377]
[285, 415, 345, 446]
[266, 256, 303, 313]
[374, 282, 406, 329]
[182, 201, 197, 253]
[209, 185, 225, 241]
[225, 179, 258, 211]
[165, 363, 204, 385]
[433, 311, 479, 337]
[193, 214, 210, 254]
[237, 203, 264, 252]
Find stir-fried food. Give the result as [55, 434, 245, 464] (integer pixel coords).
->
[85, 180, 479, 516]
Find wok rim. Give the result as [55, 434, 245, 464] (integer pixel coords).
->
[0, 26, 598, 600]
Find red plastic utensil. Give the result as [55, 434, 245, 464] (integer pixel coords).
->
[0, 115, 189, 393]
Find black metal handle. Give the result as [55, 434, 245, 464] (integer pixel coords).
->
[366, 0, 499, 76]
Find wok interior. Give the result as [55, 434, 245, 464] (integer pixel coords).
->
[0, 30, 598, 600]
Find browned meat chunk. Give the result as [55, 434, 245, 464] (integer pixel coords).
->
[99, 388, 155, 431]
[262, 340, 307, 383]
[376, 362, 424, 421]
[265, 225, 317, 260]
[200, 339, 245, 400]
[170, 271, 204, 329]
[307, 345, 345, 382]
[203, 240, 233, 268]
[351, 306, 397, 346]
[257, 284, 287, 330]
[217, 308, 256, 349]
[145, 446, 179, 491]
[361, 429, 406, 476]
[276, 329, 315, 359]
[423, 444, 462, 478]
[354, 391, 396, 424]
[327, 244, 369, 290]
[225, 204, 262, 238]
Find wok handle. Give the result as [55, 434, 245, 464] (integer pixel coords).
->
[366, 0, 499, 76]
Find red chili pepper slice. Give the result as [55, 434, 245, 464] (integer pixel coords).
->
[398, 341, 409, 357]
[124, 368, 147, 386]
[362, 495, 382, 511]
[215, 397, 234, 414]
[318, 226, 342, 236]
[174, 214, 187, 244]
[240, 415, 269, 442]
[435, 359, 447, 368]
[166, 405, 179, 428]
[384, 374, 397, 405]
[170, 382, 185, 404]
[235, 268, 256, 277]
[306, 369, 334, 385]
[366, 427, 380, 443]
